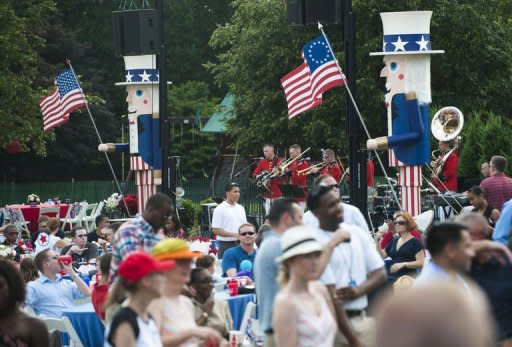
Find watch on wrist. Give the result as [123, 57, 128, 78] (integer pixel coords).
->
[202, 312, 208, 319]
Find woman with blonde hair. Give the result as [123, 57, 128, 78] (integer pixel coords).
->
[273, 225, 337, 347]
[376, 211, 424, 283]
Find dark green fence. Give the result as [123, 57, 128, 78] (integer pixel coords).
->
[0, 178, 263, 208]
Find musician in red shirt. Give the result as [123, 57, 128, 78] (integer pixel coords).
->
[318, 149, 342, 183]
[432, 141, 458, 192]
[253, 144, 284, 213]
[286, 144, 309, 207]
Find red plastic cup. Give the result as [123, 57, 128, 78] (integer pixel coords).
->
[227, 280, 238, 296]
[58, 255, 72, 266]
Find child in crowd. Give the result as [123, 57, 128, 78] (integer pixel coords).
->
[92, 253, 112, 321]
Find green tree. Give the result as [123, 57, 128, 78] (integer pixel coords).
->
[459, 111, 512, 177]
[0, 0, 56, 154]
[168, 81, 219, 178]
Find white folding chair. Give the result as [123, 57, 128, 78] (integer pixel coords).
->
[83, 201, 104, 232]
[238, 302, 256, 341]
[39, 207, 61, 220]
[60, 202, 88, 232]
[41, 316, 84, 347]
[81, 203, 98, 232]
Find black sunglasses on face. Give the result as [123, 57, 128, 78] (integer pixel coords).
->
[394, 221, 407, 226]
[240, 232, 255, 236]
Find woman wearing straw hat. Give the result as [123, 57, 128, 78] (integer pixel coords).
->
[105, 251, 176, 347]
[148, 238, 224, 347]
[272, 225, 337, 347]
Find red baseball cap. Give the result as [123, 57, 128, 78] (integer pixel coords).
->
[118, 251, 175, 282]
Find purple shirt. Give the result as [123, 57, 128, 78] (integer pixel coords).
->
[481, 173, 512, 211]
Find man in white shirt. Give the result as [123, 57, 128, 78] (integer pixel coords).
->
[303, 174, 369, 231]
[212, 182, 247, 258]
[308, 185, 386, 347]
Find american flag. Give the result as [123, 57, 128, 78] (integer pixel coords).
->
[281, 35, 345, 119]
[39, 69, 87, 132]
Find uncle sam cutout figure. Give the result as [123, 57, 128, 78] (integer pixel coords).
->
[99, 55, 166, 213]
[367, 11, 444, 216]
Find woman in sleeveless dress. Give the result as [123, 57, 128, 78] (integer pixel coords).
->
[148, 238, 223, 347]
[273, 226, 337, 347]
[376, 211, 425, 284]
[105, 252, 175, 347]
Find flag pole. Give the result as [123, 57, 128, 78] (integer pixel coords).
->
[66, 60, 131, 216]
[316, 23, 403, 211]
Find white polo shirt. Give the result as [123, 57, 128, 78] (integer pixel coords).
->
[211, 201, 247, 242]
[314, 222, 384, 310]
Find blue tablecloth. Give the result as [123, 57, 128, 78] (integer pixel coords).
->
[62, 303, 105, 347]
[215, 292, 256, 330]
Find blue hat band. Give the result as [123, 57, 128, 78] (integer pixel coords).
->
[383, 33, 431, 53]
[124, 68, 159, 83]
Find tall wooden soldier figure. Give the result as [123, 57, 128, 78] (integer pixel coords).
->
[99, 55, 165, 213]
[367, 11, 444, 216]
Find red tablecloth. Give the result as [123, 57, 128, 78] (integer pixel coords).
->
[6, 204, 70, 233]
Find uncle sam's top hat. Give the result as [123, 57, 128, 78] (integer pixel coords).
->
[370, 11, 444, 56]
[116, 55, 171, 86]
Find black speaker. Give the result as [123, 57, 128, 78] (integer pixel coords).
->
[304, 0, 342, 25]
[287, 0, 342, 26]
[200, 203, 218, 232]
[287, 0, 304, 26]
[112, 9, 161, 56]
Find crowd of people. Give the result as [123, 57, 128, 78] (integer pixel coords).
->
[0, 151, 512, 346]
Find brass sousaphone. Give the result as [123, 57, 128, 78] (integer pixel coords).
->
[431, 106, 464, 142]
[430, 106, 464, 177]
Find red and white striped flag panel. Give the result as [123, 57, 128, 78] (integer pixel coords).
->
[131, 156, 151, 171]
[38, 69, 86, 132]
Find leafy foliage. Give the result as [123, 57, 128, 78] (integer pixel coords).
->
[168, 81, 219, 178]
[459, 111, 512, 177]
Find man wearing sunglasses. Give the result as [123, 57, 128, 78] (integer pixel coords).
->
[221, 223, 257, 280]
[61, 226, 98, 266]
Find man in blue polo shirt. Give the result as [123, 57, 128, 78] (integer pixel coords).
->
[221, 223, 256, 280]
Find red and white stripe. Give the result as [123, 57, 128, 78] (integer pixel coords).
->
[281, 60, 345, 119]
[135, 170, 156, 214]
[131, 156, 150, 171]
[131, 155, 155, 213]
[399, 166, 422, 216]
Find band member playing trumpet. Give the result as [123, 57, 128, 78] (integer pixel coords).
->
[431, 140, 458, 192]
[311, 149, 342, 183]
[286, 144, 309, 207]
[252, 144, 284, 214]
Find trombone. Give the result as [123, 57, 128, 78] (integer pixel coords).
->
[297, 161, 327, 176]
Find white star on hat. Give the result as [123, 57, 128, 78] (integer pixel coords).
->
[125, 71, 133, 82]
[139, 70, 151, 82]
[392, 36, 408, 52]
[416, 35, 429, 51]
